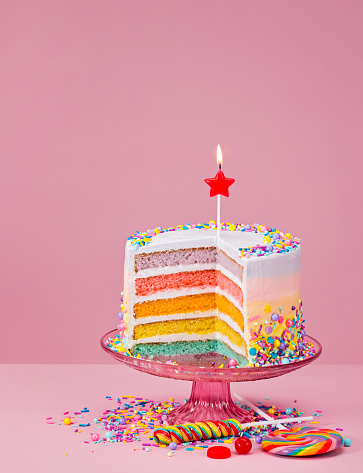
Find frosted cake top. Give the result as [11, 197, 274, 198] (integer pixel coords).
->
[127, 221, 300, 259]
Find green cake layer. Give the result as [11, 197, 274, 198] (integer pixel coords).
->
[132, 339, 248, 366]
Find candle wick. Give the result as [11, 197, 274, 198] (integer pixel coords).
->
[219, 164, 221, 170]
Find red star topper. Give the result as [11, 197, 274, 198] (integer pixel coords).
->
[205, 170, 235, 197]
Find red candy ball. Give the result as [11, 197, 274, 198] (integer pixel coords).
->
[234, 437, 252, 454]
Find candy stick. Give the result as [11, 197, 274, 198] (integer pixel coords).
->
[234, 393, 286, 430]
[237, 416, 314, 430]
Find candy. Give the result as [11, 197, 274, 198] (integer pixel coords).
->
[344, 438, 351, 447]
[153, 428, 172, 444]
[285, 408, 293, 415]
[207, 446, 231, 459]
[261, 427, 344, 456]
[271, 313, 279, 322]
[186, 423, 203, 441]
[195, 422, 213, 440]
[255, 435, 262, 444]
[228, 359, 238, 367]
[153, 419, 243, 445]
[63, 417, 71, 425]
[49, 395, 316, 453]
[234, 437, 252, 454]
[215, 421, 231, 437]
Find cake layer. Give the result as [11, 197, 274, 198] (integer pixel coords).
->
[133, 316, 246, 350]
[133, 293, 244, 330]
[132, 340, 249, 366]
[134, 247, 243, 281]
[135, 270, 243, 306]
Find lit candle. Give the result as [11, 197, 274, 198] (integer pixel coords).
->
[205, 145, 235, 237]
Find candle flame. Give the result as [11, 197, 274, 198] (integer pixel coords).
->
[217, 144, 223, 166]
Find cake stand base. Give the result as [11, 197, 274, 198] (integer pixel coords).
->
[167, 380, 254, 424]
[101, 330, 322, 424]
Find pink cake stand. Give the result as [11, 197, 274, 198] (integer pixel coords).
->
[100, 329, 322, 425]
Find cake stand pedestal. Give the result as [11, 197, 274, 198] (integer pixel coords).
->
[100, 330, 322, 425]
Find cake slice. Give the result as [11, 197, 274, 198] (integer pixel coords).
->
[120, 223, 305, 367]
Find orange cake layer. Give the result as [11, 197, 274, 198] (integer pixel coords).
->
[133, 293, 244, 331]
[135, 270, 243, 305]
[215, 293, 244, 329]
[133, 316, 246, 350]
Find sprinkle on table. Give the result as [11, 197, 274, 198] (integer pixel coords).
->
[47, 397, 325, 453]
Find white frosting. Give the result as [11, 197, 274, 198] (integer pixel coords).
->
[133, 228, 264, 263]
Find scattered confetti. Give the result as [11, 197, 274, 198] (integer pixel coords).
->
[47, 396, 331, 453]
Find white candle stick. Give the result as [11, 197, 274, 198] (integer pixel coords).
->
[216, 144, 223, 238]
[234, 393, 287, 430]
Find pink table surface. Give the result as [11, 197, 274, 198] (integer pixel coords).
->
[1, 364, 361, 473]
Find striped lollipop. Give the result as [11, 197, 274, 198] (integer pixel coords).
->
[261, 427, 344, 456]
[153, 418, 243, 445]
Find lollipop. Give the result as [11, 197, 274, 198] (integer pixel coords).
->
[261, 427, 344, 456]
[153, 419, 243, 444]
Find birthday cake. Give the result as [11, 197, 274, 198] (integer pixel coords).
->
[118, 222, 309, 367]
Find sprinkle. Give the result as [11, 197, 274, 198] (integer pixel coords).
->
[127, 223, 300, 259]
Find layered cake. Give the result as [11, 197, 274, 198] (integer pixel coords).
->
[118, 222, 308, 367]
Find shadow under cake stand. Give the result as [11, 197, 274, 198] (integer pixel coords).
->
[100, 329, 322, 425]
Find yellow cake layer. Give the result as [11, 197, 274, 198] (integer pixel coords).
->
[134, 293, 244, 331]
[133, 316, 246, 351]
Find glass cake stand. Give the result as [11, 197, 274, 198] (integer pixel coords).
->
[100, 329, 322, 425]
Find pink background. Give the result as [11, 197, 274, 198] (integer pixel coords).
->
[1, 0, 362, 363]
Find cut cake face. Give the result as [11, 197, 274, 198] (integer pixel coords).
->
[121, 224, 305, 367]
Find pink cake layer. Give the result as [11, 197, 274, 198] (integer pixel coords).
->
[134, 247, 243, 281]
[135, 269, 243, 306]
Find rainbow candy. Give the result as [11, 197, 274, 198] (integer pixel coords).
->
[153, 419, 243, 445]
[261, 427, 344, 456]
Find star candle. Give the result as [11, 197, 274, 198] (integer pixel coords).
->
[205, 145, 235, 236]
